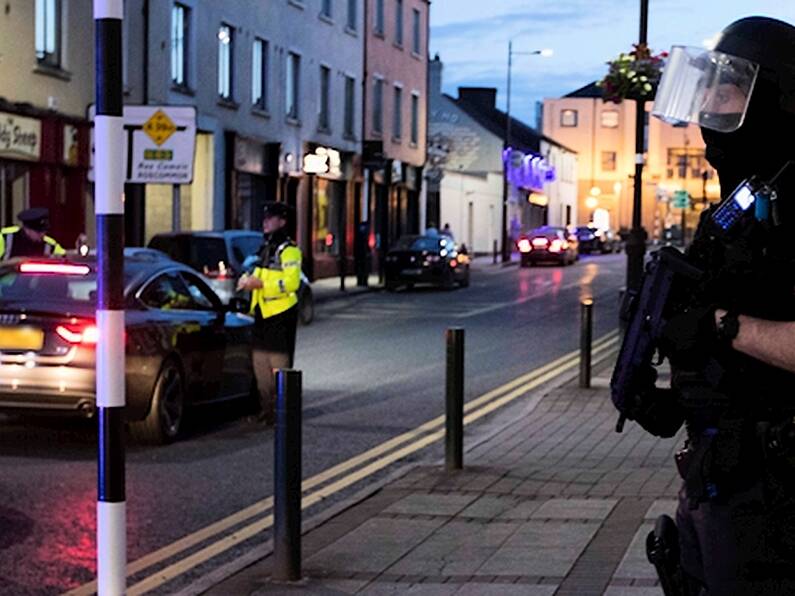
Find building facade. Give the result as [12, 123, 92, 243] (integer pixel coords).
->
[429, 57, 577, 255]
[362, 0, 429, 275]
[0, 0, 94, 249]
[125, 0, 365, 279]
[543, 83, 719, 241]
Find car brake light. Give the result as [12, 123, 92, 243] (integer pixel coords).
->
[531, 238, 549, 248]
[56, 325, 99, 345]
[20, 262, 90, 276]
[449, 259, 458, 268]
[549, 239, 564, 253]
[517, 238, 532, 253]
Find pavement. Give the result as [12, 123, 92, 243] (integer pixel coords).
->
[201, 356, 683, 596]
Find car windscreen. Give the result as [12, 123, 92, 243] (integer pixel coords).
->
[149, 236, 228, 275]
[393, 237, 443, 252]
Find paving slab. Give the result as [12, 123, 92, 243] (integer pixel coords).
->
[382, 493, 478, 517]
[530, 497, 618, 520]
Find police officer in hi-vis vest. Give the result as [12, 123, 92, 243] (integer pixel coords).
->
[237, 201, 302, 421]
[0, 208, 65, 260]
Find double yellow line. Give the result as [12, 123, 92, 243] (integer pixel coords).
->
[65, 330, 620, 595]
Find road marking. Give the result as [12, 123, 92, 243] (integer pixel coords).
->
[64, 330, 619, 595]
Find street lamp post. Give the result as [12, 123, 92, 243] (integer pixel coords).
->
[501, 44, 553, 263]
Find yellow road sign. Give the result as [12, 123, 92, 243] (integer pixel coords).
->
[142, 109, 177, 146]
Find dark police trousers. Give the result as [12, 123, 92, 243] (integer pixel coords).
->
[252, 306, 298, 421]
[676, 441, 795, 595]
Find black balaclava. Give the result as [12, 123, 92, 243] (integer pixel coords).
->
[700, 17, 795, 196]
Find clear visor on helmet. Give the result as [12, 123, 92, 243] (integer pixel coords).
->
[651, 45, 759, 132]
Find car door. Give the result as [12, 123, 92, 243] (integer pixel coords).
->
[138, 271, 223, 404]
[182, 270, 253, 400]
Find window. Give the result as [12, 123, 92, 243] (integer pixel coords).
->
[286, 52, 301, 119]
[395, 0, 404, 46]
[601, 151, 617, 172]
[373, 78, 384, 134]
[217, 24, 234, 100]
[252, 38, 268, 109]
[410, 93, 419, 145]
[35, 0, 61, 67]
[321, 0, 332, 18]
[560, 109, 578, 127]
[140, 273, 201, 311]
[601, 110, 619, 128]
[412, 8, 421, 54]
[171, 4, 189, 86]
[346, 0, 357, 30]
[393, 85, 403, 139]
[374, 0, 384, 35]
[319, 65, 331, 130]
[180, 272, 218, 310]
[344, 76, 355, 137]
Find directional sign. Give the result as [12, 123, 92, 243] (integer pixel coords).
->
[89, 105, 197, 184]
[672, 189, 690, 209]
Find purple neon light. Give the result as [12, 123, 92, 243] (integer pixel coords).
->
[503, 148, 556, 192]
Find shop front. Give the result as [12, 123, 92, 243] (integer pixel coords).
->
[302, 144, 360, 281]
[0, 105, 89, 248]
[226, 133, 280, 231]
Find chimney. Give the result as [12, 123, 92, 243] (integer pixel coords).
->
[458, 87, 497, 111]
[429, 53, 443, 98]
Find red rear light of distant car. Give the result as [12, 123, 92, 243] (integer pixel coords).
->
[20, 262, 90, 275]
[517, 238, 532, 253]
[56, 324, 99, 345]
[549, 239, 564, 253]
[449, 259, 458, 268]
[531, 238, 549, 248]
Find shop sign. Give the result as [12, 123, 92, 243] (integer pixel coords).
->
[0, 112, 41, 161]
[502, 148, 555, 193]
[303, 146, 342, 178]
[88, 105, 197, 184]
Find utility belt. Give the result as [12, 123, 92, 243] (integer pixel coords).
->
[677, 414, 795, 507]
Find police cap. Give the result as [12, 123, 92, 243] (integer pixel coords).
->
[262, 201, 293, 219]
[17, 207, 50, 232]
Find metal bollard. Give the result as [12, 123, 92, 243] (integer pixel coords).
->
[580, 299, 593, 388]
[273, 369, 302, 582]
[446, 328, 464, 471]
[493, 239, 498, 264]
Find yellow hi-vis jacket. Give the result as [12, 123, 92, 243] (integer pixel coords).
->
[249, 241, 302, 319]
[0, 226, 66, 260]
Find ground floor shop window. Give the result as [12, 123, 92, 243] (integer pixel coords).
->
[144, 184, 192, 243]
[0, 162, 30, 228]
[314, 177, 344, 255]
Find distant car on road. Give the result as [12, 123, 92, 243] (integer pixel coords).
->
[385, 235, 470, 290]
[517, 226, 578, 267]
[148, 230, 314, 325]
[0, 251, 256, 443]
[574, 226, 621, 254]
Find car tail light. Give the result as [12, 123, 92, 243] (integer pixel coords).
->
[449, 259, 458, 268]
[56, 324, 99, 345]
[549, 239, 564, 253]
[517, 238, 532, 253]
[20, 262, 90, 275]
[203, 262, 236, 279]
[531, 238, 549, 248]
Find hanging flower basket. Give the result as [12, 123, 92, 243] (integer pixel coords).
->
[597, 43, 667, 103]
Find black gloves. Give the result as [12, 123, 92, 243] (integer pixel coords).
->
[661, 305, 717, 369]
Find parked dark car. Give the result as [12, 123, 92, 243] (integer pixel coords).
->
[148, 231, 314, 325]
[574, 226, 621, 254]
[517, 226, 578, 266]
[0, 251, 255, 443]
[385, 235, 470, 290]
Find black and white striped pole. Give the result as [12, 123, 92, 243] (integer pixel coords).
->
[94, 0, 126, 593]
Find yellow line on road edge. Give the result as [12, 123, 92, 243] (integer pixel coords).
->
[64, 330, 619, 595]
[124, 337, 620, 594]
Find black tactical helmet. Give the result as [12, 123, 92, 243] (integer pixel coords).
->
[262, 201, 293, 219]
[713, 17, 795, 114]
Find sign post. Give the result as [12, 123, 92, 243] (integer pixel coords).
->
[94, 1, 126, 594]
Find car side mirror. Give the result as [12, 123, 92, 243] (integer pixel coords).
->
[227, 297, 250, 314]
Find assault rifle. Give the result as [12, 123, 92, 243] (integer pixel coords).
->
[610, 247, 703, 433]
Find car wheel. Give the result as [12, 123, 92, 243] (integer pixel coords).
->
[130, 359, 185, 445]
[298, 289, 314, 325]
[459, 273, 470, 288]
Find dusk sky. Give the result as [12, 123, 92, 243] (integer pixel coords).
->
[429, 1, 795, 127]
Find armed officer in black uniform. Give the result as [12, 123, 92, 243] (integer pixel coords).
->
[645, 16, 795, 595]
